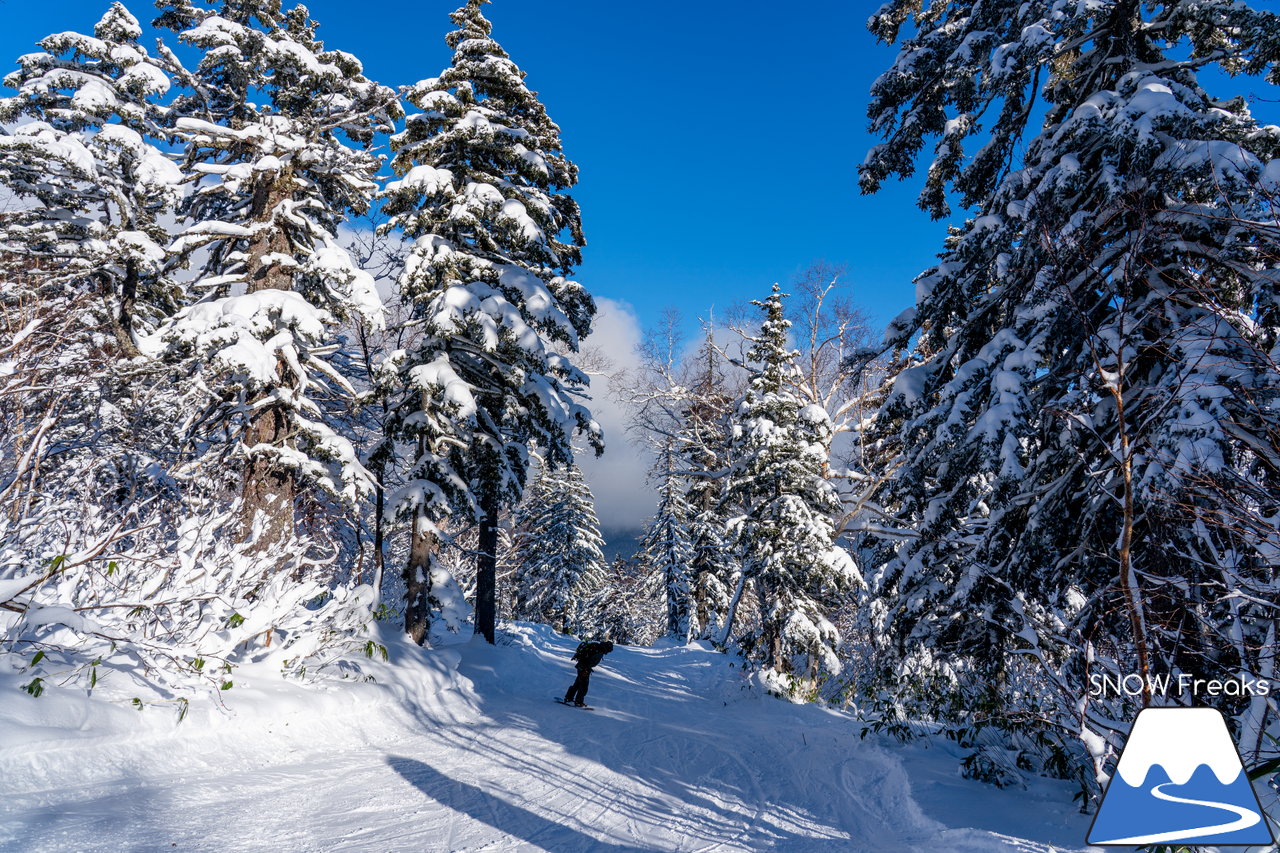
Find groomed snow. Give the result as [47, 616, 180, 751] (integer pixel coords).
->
[1, 624, 1095, 852]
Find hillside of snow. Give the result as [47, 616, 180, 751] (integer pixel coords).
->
[1, 624, 1094, 852]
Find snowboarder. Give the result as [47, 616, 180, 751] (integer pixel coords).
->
[563, 639, 613, 707]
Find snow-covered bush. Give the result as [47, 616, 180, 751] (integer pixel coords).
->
[1, 505, 383, 702]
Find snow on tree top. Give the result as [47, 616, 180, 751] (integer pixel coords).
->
[386, 164, 455, 196]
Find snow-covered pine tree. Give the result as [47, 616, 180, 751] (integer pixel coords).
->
[722, 285, 862, 686]
[510, 462, 554, 623]
[679, 324, 738, 641]
[0, 2, 186, 547]
[0, 1, 178, 355]
[511, 461, 606, 635]
[152, 0, 398, 555]
[857, 0, 1280, 789]
[380, 0, 598, 644]
[637, 446, 696, 642]
[624, 316, 738, 642]
[0, 3, 389, 695]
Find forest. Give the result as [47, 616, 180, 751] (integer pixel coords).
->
[2, 0, 1279, 820]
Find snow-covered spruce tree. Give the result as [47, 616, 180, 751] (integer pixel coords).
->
[622, 316, 739, 641]
[0, 5, 197, 690]
[638, 446, 696, 642]
[155, 0, 399, 555]
[511, 461, 606, 635]
[0, 1, 184, 526]
[380, 0, 598, 644]
[510, 463, 553, 623]
[856, 0, 1280, 790]
[679, 324, 738, 641]
[1, 2, 401, 701]
[0, 1, 179, 354]
[721, 285, 862, 687]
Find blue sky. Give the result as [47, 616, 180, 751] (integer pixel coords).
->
[0, 0, 948, 335]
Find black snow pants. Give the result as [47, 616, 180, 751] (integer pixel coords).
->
[564, 666, 592, 705]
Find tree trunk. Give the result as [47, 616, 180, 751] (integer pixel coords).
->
[718, 570, 747, 648]
[1111, 381, 1151, 706]
[107, 258, 142, 358]
[476, 491, 499, 644]
[760, 578, 785, 674]
[372, 465, 386, 598]
[108, 157, 142, 359]
[404, 510, 434, 646]
[239, 404, 295, 555]
[239, 172, 296, 553]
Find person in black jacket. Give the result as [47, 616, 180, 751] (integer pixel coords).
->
[563, 639, 614, 706]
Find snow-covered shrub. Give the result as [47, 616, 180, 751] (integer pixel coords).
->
[1, 505, 383, 701]
[0, 308, 384, 700]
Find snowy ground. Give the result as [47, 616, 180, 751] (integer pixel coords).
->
[0, 623, 1101, 852]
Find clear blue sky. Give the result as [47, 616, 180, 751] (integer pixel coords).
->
[0, 0, 950, 334]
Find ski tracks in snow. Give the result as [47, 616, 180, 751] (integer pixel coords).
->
[1, 626, 1077, 852]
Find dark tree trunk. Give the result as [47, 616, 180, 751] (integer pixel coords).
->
[373, 466, 386, 593]
[760, 581, 784, 673]
[404, 511, 434, 646]
[239, 401, 295, 554]
[476, 491, 499, 644]
[107, 257, 142, 358]
[239, 173, 296, 553]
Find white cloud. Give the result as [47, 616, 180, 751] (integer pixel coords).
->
[576, 296, 656, 533]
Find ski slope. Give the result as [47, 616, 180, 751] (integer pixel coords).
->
[1, 624, 1092, 851]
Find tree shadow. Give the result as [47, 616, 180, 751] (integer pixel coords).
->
[387, 755, 646, 852]
[411, 628, 863, 850]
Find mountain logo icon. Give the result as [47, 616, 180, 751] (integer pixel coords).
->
[1088, 707, 1275, 846]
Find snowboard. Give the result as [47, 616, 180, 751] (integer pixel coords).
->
[554, 698, 593, 710]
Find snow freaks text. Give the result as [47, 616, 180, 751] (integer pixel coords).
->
[1090, 674, 1273, 699]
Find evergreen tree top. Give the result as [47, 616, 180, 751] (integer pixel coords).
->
[408, 0, 559, 141]
[155, 0, 284, 36]
[154, 0, 397, 140]
[448, 0, 495, 45]
[747, 284, 797, 397]
[438, 0, 530, 117]
[95, 2, 145, 41]
[0, 2, 169, 134]
[386, 0, 583, 280]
